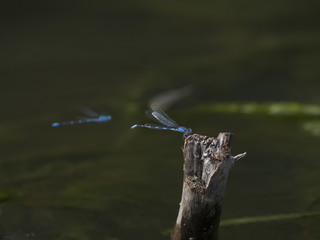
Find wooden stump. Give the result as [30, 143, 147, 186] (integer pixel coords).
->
[171, 133, 246, 240]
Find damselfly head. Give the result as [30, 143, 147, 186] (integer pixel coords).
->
[183, 128, 192, 138]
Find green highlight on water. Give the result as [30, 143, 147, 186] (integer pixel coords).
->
[220, 211, 320, 227]
[0, 189, 19, 203]
[303, 121, 320, 136]
[161, 211, 320, 235]
[194, 102, 320, 117]
[193, 102, 320, 137]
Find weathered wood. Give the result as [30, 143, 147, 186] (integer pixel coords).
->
[171, 133, 246, 240]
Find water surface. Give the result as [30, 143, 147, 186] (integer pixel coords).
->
[1, 0, 320, 239]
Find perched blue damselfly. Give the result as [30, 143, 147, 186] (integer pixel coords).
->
[131, 105, 192, 138]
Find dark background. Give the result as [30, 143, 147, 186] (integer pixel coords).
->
[1, 1, 320, 239]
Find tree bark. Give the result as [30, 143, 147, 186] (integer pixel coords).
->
[171, 133, 246, 240]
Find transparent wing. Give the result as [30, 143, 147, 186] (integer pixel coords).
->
[79, 106, 99, 117]
[145, 109, 162, 124]
[76, 116, 92, 120]
[150, 105, 179, 127]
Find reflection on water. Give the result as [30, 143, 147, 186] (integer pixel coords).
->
[1, 0, 320, 239]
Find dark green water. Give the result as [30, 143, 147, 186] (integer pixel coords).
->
[1, 1, 320, 239]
